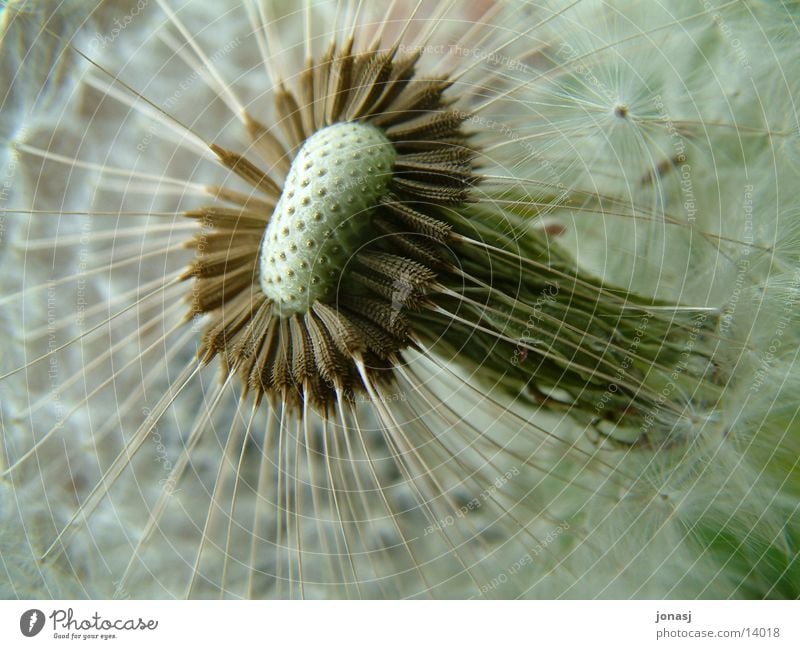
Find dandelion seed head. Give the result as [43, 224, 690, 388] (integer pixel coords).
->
[182, 37, 484, 412]
[2, 0, 799, 600]
[259, 122, 396, 312]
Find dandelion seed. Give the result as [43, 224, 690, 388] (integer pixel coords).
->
[1, 0, 799, 599]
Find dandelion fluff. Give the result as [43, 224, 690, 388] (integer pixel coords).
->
[1, 0, 799, 598]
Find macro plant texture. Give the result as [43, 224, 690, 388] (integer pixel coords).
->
[1, 0, 799, 599]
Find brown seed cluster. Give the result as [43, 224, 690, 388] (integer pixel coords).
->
[181, 39, 480, 412]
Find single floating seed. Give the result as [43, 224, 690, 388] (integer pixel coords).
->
[259, 122, 396, 314]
